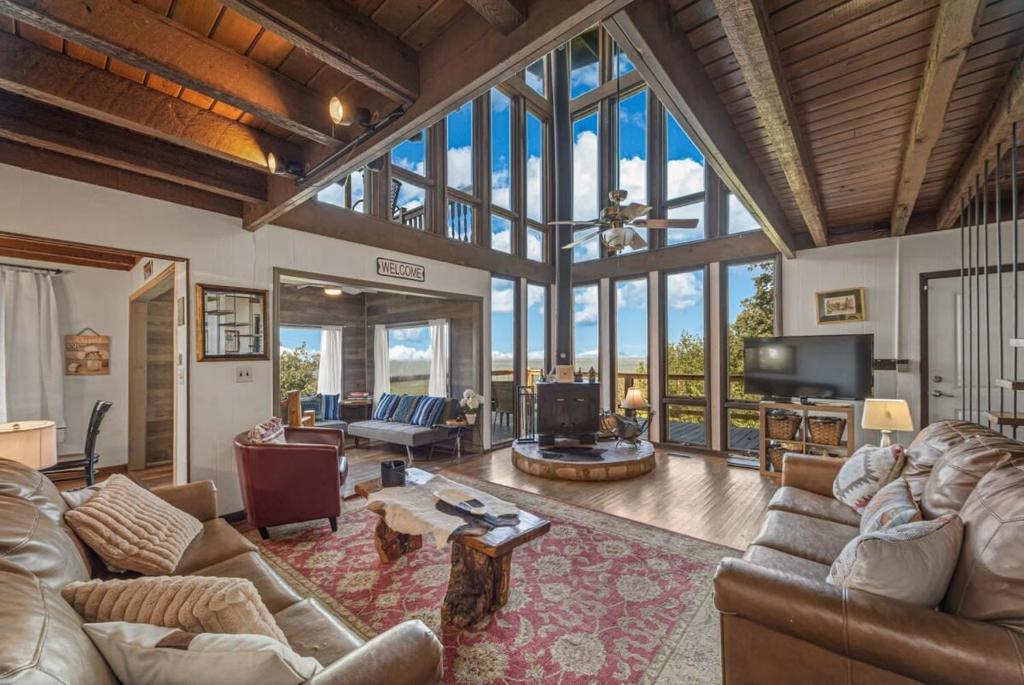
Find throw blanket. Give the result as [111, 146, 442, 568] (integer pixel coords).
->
[367, 476, 518, 548]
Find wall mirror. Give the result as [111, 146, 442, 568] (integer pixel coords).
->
[196, 284, 268, 361]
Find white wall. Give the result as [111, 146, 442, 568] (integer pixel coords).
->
[0, 163, 492, 514]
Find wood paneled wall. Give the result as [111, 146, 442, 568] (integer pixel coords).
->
[145, 291, 174, 466]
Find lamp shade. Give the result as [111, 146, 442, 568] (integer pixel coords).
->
[861, 399, 913, 432]
[620, 387, 648, 410]
[0, 421, 57, 469]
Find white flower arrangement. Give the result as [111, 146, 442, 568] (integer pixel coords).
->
[460, 388, 484, 414]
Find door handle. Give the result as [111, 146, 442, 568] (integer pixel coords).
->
[932, 390, 954, 398]
[932, 375, 943, 383]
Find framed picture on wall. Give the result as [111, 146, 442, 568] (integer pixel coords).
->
[816, 288, 866, 324]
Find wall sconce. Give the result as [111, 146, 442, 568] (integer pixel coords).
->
[329, 96, 372, 127]
[267, 152, 303, 176]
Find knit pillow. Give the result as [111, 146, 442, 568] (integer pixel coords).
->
[372, 393, 399, 421]
[64, 474, 202, 575]
[859, 478, 921, 534]
[63, 576, 288, 644]
[833, 444, 906, 513]
[390, 395, 421, 423]
[411, 396, 446, 428]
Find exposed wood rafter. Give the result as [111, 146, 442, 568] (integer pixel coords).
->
[0, 233, 139, 271]
[0, 32, 300, 171]
[891, 0, 984, 236]
[218, 0, 418, 105]
[714, 0, 827, 248]
[604, 0, 796, 257]
[464, 0, 528, 35]
[0, 0, 344, 147]
[243, 0, 634, 231]
[0, 94, 267, 202]
[937, 55, 1024, 230]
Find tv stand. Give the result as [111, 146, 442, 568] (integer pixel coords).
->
[757, 400, 855, 481]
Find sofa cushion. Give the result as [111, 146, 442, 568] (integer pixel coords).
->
[859, 478, 921, 534]
[321, 394, 340, 422]
[410, 395, 446, 428]
[742, 543, 831, 581]
[751, 510, 859, 566]
[907, 419, 980, 453]
[193, 551, 302, 614]
[390, 394, 420, 423]
[0, 456, 69, 523]
[0, 558, 117, 685]
[921, 435, 1024, 519]
[900, 441, 945, 500]
[274, 598, 364, 666]
[372, 393, 400, 421]
[347, 420, 451, 447]
[832, 444, 906, 513]
[0, 494, 92, 589]
[174, 517, 258, 575]
[767, 486, 861, 527]
[943, 457, 1024, 630]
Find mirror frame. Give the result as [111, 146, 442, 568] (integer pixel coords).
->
[195, 283, 269, 362]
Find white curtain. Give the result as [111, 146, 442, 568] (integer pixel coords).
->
[0, 268, 64, 426]
[316, 326, 344, 395]
[428, 319, 449, 397]
[373, 324, 390, 399]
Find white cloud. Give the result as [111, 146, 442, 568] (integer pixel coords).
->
[492, 280, 515, 313]
[728, 193, 761, 233]
[666, 271, 701, 310]
[667, 158, 704, 199]
[447, 145, 473, 192]
[573, 130, 599, 221]
[615, 279, 647, 308]
[618, 155, 647, 204]
[389, 345, 430, 361]
[526, 228, 544, 261]
[492, 222, 512, 253]
[574, 285, 599, 324]
[492, 166, 511, 209]
[491, 350, 514, 360]
[393, 157, 425, 176]
[390, 327, 425, 342]
[526, 154, 542, 221]
[527, 284, 545, 308]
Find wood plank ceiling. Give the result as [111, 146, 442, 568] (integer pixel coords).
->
[674, 0, 1024, 244]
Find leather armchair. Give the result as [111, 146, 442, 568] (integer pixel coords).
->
[234, 427, 348, 539]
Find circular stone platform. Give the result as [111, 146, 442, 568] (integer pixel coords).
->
[511, 440, 656, 481]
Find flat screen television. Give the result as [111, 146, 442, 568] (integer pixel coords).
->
[743, 334, 874, 401]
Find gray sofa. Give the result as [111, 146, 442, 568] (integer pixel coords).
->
[347, 398, 461, 459]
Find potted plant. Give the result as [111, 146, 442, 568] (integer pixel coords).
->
[460, 388, 484, 425]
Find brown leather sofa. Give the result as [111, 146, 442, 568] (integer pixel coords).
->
[714, 420, 1024, 684]
[0, 457, 443, 684]
[234, 426, 349, 539]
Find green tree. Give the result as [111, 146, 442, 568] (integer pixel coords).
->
[728, 261, 776, 400]
[279, 343, 319, 398]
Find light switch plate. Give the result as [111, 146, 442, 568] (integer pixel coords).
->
[236, 366, 253, 383]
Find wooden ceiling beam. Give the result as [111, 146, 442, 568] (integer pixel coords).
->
[243, 0, 633, 231]
[0, 139, 242, 217]
[714, 0, 828, 248]
[0, 94, 267, 203]
[464, 0, 528, 35]
[0, 32, 300, 172]
[218, 0, 418, 105]
[937, 55, 1024, 230]
[0, 0, 344, 147]
[891, 0, 984, 236]
[604, 0, 796, 257]
[0, 236, 138, 270]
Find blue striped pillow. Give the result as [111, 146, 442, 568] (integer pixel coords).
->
[321, 394, 340, 421]
[372, 393, 399, 421]
[390, 395, 421, 423]
[411, 396, 446, 428]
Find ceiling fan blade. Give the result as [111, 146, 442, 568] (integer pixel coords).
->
[627, 230, 648, 250]
[562, 230, 602, 250]
[620, 203, 653, 220]
[548, 219, 601, 226]
[637, 218, 700, 229]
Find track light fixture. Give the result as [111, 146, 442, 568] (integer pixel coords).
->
[328, 96, 372, 127]
[266, 152, 303, 177]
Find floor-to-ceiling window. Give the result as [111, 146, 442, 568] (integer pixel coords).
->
[723, 259, 777, 453]
[617, 88, 648, 254]
[573, 283, 600, 378]
[490, 88, 513, 253]
[525, 283, 548, 387]
[665, 111, 706, 245]
[447, 101, 476, 242]
[388, 324, 431, 394]
[613, 278, 648, 412]
[572, 111, 600, 262]
[525, 110, 547, 262]
[491, 277, 517, 444]
[662, 268, 708, 446]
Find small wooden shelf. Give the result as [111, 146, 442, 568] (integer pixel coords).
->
[1010, 339, 1024, 348]
[985, 411, 1024, 427]
[759, 401, 856, 481]
[995, 379, 1024, 390]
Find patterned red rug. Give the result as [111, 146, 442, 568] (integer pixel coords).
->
[252, 476, 734, 684]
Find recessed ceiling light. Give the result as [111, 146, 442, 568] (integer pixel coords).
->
[323, 286, 343, 297]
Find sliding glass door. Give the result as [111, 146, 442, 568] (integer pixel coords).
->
[491, 277, 518, 445]
[662, 268, 708, 446]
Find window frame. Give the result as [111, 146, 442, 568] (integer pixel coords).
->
[386, 322, 435, 396]
[659, 265, 711, 447]
[524, 280, 551, 388]
[571, 280, 602, 382]
[490, 275, 520, 447]
[609, 274, 650, 411]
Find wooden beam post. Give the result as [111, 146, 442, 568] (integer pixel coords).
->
[242, 0, 634, 230]
[891, 0, 984, 236]
[0, 0, 344, 146]
[603, 0, 796, 257]
[218, 0, 418, 104]
[936, 55, 1024, 231]
[464, 0, 528, 35]
[714, 0, 827, 248]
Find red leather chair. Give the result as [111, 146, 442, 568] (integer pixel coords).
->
[233, 426, 349, 539]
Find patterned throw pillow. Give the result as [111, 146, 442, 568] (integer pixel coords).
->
[390, 395, 421, 423]
[833, 444, 906, 513]
[410, 396, 446, 428]
[859, 478, 921, 534]
[372, 393, 399, 421]
[827, 514, 963, 607]
[247, 417, 285, 444]
[321, 394, 340, 421]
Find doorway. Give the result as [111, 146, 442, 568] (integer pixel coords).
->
[129, 265, 176, 475]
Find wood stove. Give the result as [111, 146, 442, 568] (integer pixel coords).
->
[536, 381, 600, 447]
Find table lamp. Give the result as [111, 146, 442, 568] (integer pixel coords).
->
[620, 387, 648, 418]
[861, 399, 913, 447]
[0, 420, 58, 469]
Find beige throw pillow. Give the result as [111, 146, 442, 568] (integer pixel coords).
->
[83, 622, 321, 685]
[832, 444, 906, 513]
[62, 575, 288, 644]
[64, 474, 202, 575]
[827, 515, 963, 607]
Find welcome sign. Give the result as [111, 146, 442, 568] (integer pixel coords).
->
[377, 257, 425, 282]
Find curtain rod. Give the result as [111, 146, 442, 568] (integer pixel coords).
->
[0, 262, 64, 275]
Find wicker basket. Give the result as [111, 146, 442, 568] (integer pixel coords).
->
[767, 442, 802, 471]
[766, 410, 802, 441]
[807, 416, 846, 446]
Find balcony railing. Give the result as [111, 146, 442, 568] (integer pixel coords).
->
[396, 205, 425, 229]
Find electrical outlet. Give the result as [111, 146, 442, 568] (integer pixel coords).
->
[236, 366, 253, 383]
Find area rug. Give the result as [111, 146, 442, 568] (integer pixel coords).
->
[251, 475, 736, 684]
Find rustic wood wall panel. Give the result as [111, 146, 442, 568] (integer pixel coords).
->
[145, 292, 174, 466]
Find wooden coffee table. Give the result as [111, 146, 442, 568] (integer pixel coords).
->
[354, 468, 550, 629]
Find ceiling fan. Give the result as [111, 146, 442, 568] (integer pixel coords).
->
[550, 189, 699, 254]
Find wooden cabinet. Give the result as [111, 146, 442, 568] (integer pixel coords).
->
[758, 401, 855, 481]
